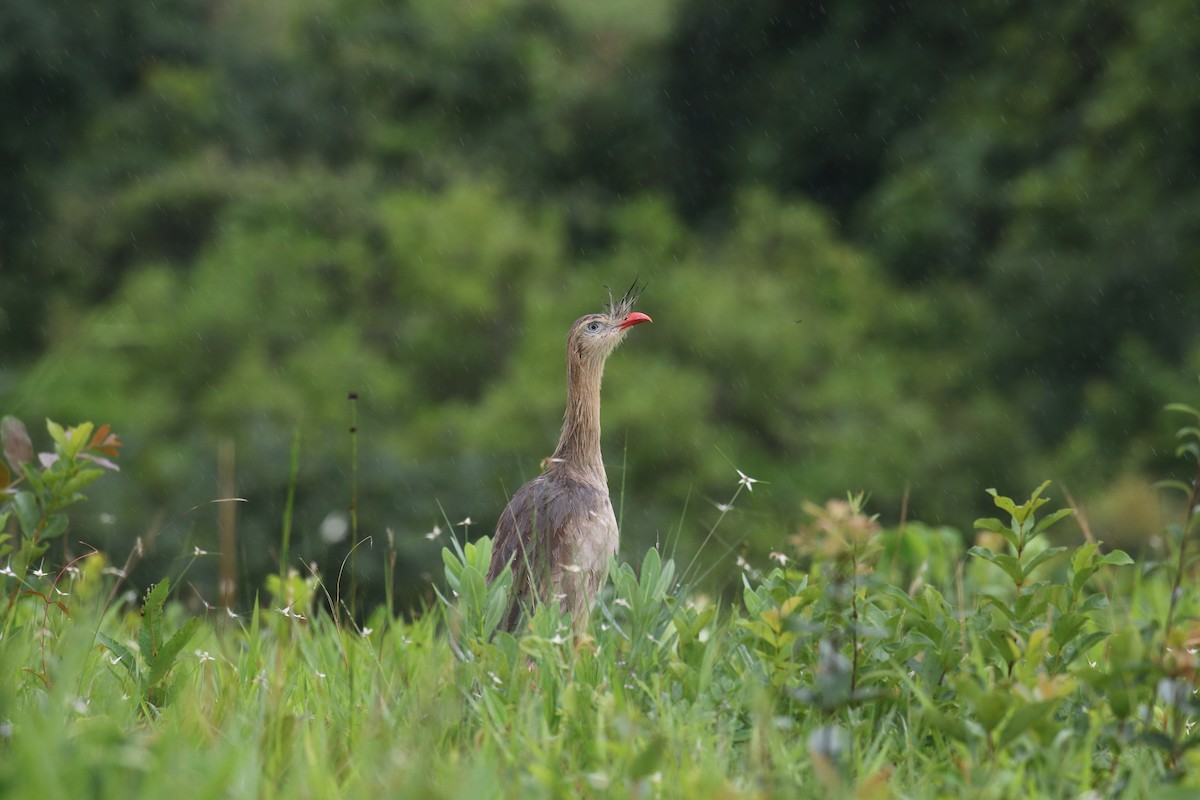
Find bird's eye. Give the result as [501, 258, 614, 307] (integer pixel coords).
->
[586, 321, 602, 333]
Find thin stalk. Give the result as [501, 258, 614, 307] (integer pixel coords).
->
[279, 426, 302, 601]
[348, 392, 360, 620]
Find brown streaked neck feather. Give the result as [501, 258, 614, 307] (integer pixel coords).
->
[550, 336, 608, 478]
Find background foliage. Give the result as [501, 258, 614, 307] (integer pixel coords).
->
[2, 0, 1198, 608]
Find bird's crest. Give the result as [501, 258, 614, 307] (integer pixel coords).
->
[604, 278, 645, 320]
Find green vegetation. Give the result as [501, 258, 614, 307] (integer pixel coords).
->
[3, 409, 1200, 797]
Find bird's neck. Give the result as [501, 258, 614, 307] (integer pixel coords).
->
[551, 353, 607, 478]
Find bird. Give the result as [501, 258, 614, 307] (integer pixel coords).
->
[486, 282, 652, 633]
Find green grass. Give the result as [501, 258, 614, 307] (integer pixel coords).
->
[2, 478, 1200, 799]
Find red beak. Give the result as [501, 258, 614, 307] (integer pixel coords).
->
[619, 312, 653, 329]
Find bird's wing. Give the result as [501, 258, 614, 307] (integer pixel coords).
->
[487, 478, 552, 632]
[487, 473, 610, 632]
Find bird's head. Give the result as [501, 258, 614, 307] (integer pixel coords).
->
[569, 280, 652, 363]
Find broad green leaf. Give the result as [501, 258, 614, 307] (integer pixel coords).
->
[13, 492, 40, 538]
[1033, 508, 1074, 536]
[969, 547, 1023, 585]
[40, 513, 69, 541]
[1051, 612, 1087, 647]
[986, 490, 1019, 520]
[1022, 546, 1067, 580]
[920, 707, 972, 743]
[973, 517, 1009, 535]
[97, 632, 138, 677]
[146, 617, 202, 689]
[1099, 550, 1134, 567]
[1070, 542, 1098, 578]
[64, 422, 94, 460]
[980, 593, 1017, 622]
[996, 699, 1059, 750]
[969, 689, 1010, 733]
[1028, 480, 1053, 504]
[61, 467, 105, 498]
[46, 419, 67, 449]
[1078, 593, 1110, 613]
[629, 734, 666, 780]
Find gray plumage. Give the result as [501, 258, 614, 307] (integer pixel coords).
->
[487, 284, 651, 633]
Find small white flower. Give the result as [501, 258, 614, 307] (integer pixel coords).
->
[714, 502, 733, 513]
[0, 564, 14, 578]
[195, 650, 215, 664]
[614, 598, 631, 609]
[225, 608, 239, 619]
[360, 627, 373, 637]
[736, 555, 750, 571]
[769, 551, 789, 566]
[314, 670, 326, 679]
[103, 567, 127, 578]
[194, 546, 208, 556]
[424, 524, 443, 541]
[32, 564, 48, 578]
[550, 634, 567, 645]
[736, 469, 759, 492]
[456, 517, 473, 527]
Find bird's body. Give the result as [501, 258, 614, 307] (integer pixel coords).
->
[487, 285, 651, 633]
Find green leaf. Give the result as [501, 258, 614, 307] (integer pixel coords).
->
[971, 689, 1010, 733]
[1070, 542, 1098, 577]
[1099, 550, 1134, 567]
[46, 419, 67, 449]
[140, 580, 171, 660]
[65, 422, 94, 460]
[980, 593, 1017, 622]
[1033, 508, 1074, 536]
[1154, 479, 1196, 496]
[13, 492, 40, 538]
[1176, 426, 1200, 442]
[1028, 480, 1053, 504]
[61, 467, 105, 498]
[995, 699, 1059, 750]
[986, 489, 1019, 520]
[1078, 593, 1109, 613]
[1051, 612, 1087, 647]
[146, 617, 202, 689]
[973, 517, 1009, 534]
[1165, 402, 1200, 419]
[1022, 546, 1067, 580]
[97, 632, 138, 677]
[969, 547, 1024, 585]
[920, 707, 972, 743]
[40, 513, 69, 541]
[628, 734, 666, 780]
